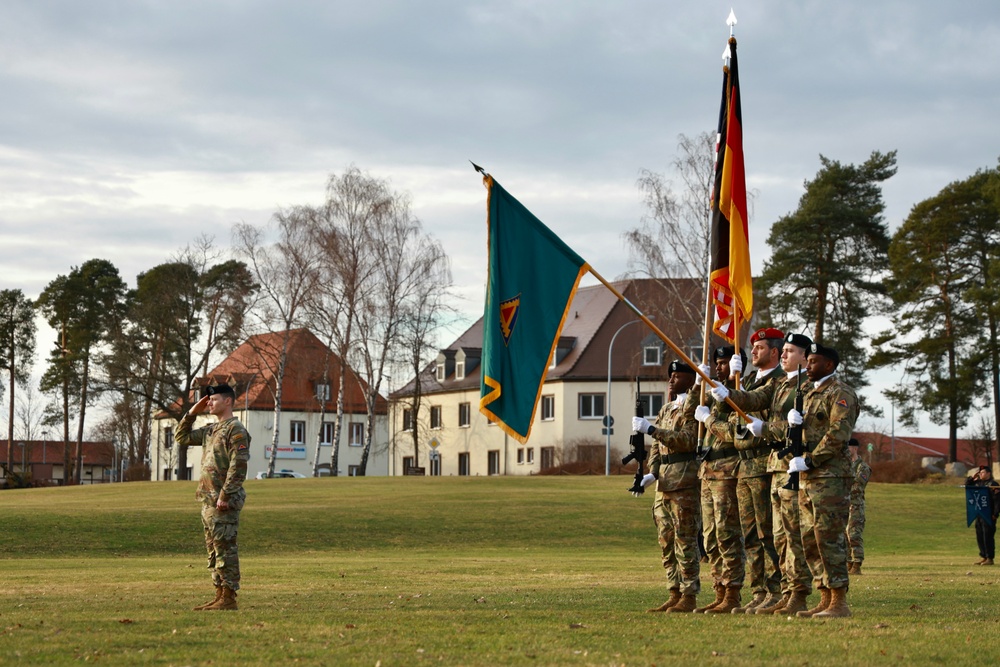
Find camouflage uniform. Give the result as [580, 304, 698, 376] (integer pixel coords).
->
[846, 457, 871, 566]
[799, 374, 859, 591]
[699, 381, 744, 590]
[733, 368, 782, 599]
[648, 392, 701, 597]
[176, 414, 251, 591]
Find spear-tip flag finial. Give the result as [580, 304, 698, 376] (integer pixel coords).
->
[727, 9, 737, 34]
[470, 160, 488, 177]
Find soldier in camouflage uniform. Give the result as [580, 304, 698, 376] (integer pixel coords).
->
[729, 328, 783, 612]
[785, 343, 859, 618]
[691, 347, 745, 613]
[709, 332, 814, 615]
[846, 438, 871, 575]
[175, 383, 251, 611]
[633, 361, 701, 613]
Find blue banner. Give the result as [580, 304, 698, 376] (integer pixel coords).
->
[966, 486, 994, 527]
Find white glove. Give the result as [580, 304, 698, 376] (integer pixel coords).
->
[747, 417, 763, 437]
[632, 416, 654, 435]
[710, 384, 729, 402]
[729, 354, 743, 375]
[694, 405, 711, 423]
[788, 456, 809, 473]
[787, 408, 803, 426]
[695, 363, 711, 385]
[631, 473, 657, 497]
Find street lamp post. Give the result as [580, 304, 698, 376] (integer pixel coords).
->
[606, 320, 640, 476]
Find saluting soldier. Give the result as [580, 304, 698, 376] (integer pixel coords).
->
[691, 347, 746, 613]
[846, 438, 871, 575]
[633, 361, 701, 613]
[175, 383, 251, 611]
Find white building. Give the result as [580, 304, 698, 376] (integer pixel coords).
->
[150, 328, 389, 479]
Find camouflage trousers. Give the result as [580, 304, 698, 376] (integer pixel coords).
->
[737, 474, 780, 595]
[652, 488, 701, 596]
[846, 502, 866, 563]
[799, 476, 850, 590]
[772, 472, 811, 593]
[701, 478, 744, 587]
[201, 502, 241, 591]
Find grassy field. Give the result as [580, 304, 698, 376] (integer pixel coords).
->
[0, 476, 996, 666]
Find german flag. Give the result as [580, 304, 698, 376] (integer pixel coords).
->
[709, 36, 752, 343]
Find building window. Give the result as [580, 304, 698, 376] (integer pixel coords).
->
[488, 450, 500, 475]
[164, 427, 173, 450]
[517, 448, 524, 464]
[458, 452, 470, 476]
[403, 456, 414, 472]
[458, 402, 470, 428]
[527, 447, 534, 464]
[348, 465, 360, 476]
[640, 393, 665, 419]
[430, 405, 442, 429]
[321, 421, 334, 446]
[456, 361, 465, 380]
[541, 447, 555, 470]
[643, 345, 662, 366]
[402, 408, 413, 432]
[290, 420, 305, 444]
[689, 346, 704, 364]
[436, 362, 445, 382]
[349, 422, 364, 447]
[430, 455, 441, 476]
[541, 395, 555, 421]
[315, 383, 331, 401]
[578, 393, 605, 420]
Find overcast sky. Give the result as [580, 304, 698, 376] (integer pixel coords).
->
[2, 1, 998, 438]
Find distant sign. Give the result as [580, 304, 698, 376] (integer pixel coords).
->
[867, 443, 874, 452]
[430, 438, 440, 449]
[602, 415, 614, 428]
[405, 466, 426, 476]
[265, 445, 307, 460]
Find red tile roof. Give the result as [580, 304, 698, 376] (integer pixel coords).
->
[0, 440, 114, 466]
[852, 431, 989, 466]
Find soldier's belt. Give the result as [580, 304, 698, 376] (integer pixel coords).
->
[664, 451, 700, 464]
[737, 446, 772, 461]
[703, 446, 739, 461]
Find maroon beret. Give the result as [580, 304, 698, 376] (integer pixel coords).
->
[750, 327, 784, 343]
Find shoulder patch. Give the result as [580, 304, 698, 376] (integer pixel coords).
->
[837, 398, 848, 408]
[232, 432, 248, 451]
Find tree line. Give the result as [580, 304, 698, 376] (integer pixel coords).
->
[0, 166, 452, 483]
[625, 134, 1000, 462]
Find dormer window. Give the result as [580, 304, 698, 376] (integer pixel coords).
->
[643, 345, 662, 366]
[455, 361, 465, 380]
[436, 362, 445, 382]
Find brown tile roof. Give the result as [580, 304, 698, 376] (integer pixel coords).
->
[0, 440, 114, 466]
[160, 328, 385, 417]
[853, 431, 987, 466]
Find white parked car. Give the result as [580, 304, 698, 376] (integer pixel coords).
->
[255, 469, 307, 479]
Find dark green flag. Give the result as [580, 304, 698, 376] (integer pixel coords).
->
[480, 176, 589, 443]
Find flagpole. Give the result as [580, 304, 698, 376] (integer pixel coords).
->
[587, 267, 752, 422]
[726, 9, 743, 389]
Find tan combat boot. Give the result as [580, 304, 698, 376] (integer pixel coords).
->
[813, 586, 851, 618]
[204, 586, 238, 611]
[852, 562, 863, 575]
[779, 590, 810, 615]
[796, 587, 831, 617]
[750, 591, 783, 614]
[666, 594, 697, 613]
[647, 589, 681, 612]
[706, 586, 741, 614]
[983, 558, 995, 566]
[693, 584, 725, 613]
[732, 591, 766, 614]
[193, 585, 223, 611]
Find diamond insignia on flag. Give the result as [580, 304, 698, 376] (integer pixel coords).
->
[499, 294, 521, 346]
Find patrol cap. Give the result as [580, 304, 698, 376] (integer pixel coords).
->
[750, 327, 784, 343]
[205, 383, 236, 398]
[668, 360, 695, 375]
[848, 438, 859, 448]
[784, 332, 813, 351]
[809, 342, 840, 366]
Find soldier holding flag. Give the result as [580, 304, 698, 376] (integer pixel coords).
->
[965, 466, 999, 566]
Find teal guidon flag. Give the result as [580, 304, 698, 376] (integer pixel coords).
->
[479, 175, 589, 443]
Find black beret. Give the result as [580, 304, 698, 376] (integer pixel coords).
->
[669, 360, 695, 375]
[848, 438, 859, 448]
[784, 332, 812, 350]
[809, 343, 840, 365]
[205, 383, 236, 397]
[713, 345, 735, 360]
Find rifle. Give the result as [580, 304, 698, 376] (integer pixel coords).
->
[782, 365, 804, 492]
[622, 377, 648, 494]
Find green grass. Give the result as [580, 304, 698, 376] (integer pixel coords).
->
[0, 477, 997, 666]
